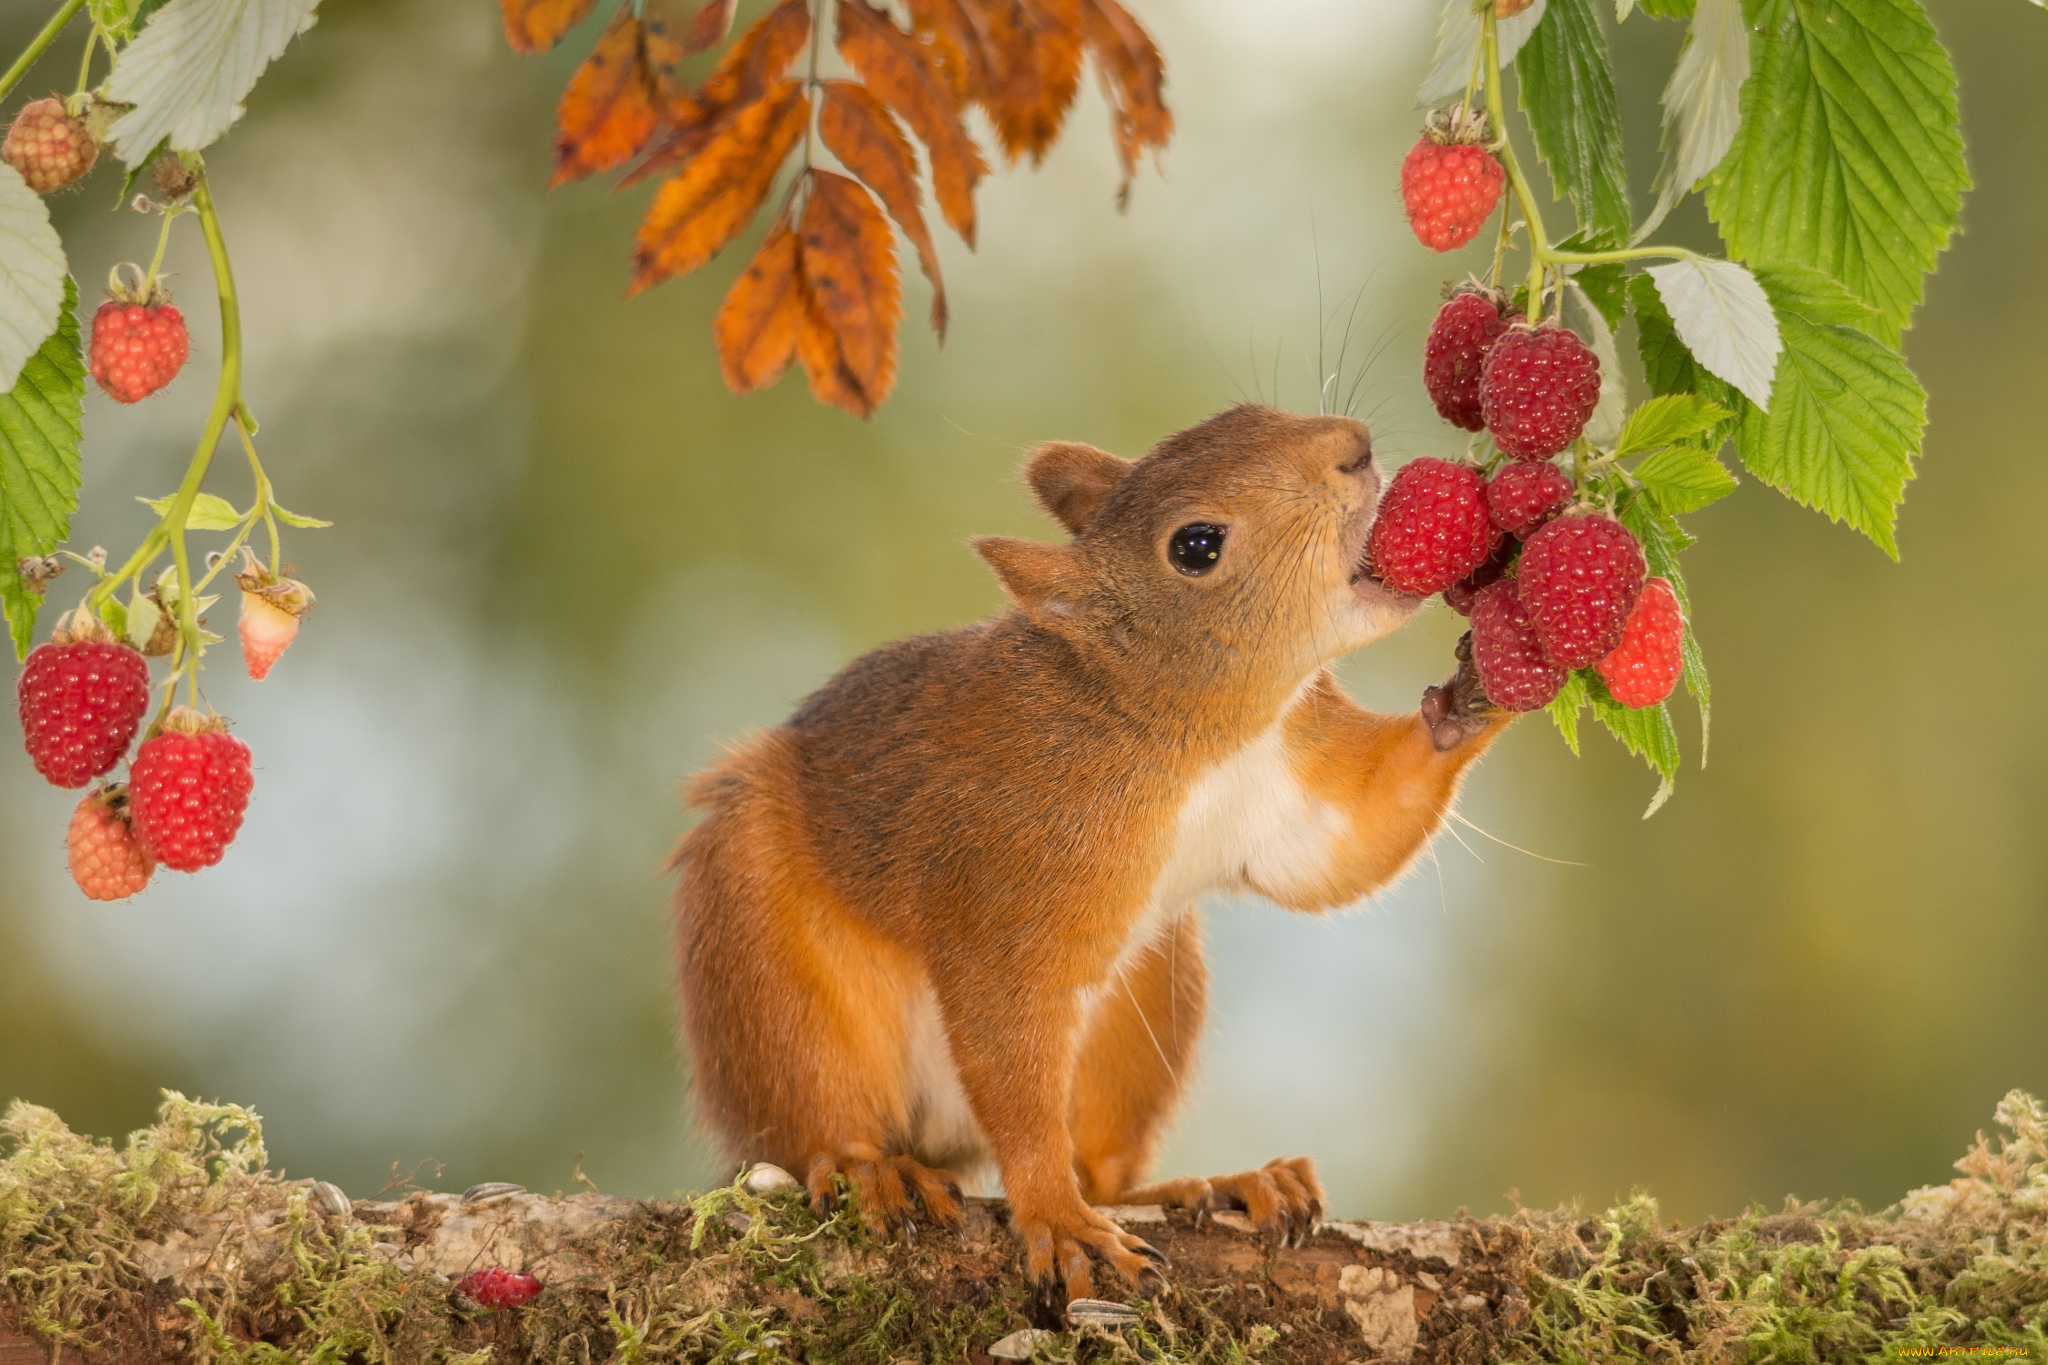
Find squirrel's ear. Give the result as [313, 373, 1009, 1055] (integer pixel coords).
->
[972, 536, 1090, 618]
[1025, 441, 1132, 536]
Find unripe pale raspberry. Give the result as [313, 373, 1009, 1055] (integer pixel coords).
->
[128, 707, 254, 872]
[1517, 513, 1647, 669]
[3, 97, 97, 194]
[1367, 458, 1500, 598]
[1596, 575, 1684, 708]
[1487, 460, 1575, 539]
[17, 619, 152, 787]
[66, 785, 156, 901]
[89, 296, 190, 403]
[1468, 579, 1564, 712]
[1480, 324, 1602, 461]
[1424, 290, 1518, 431]
[234, 558, 315, 682]
[1400, 108, 1504, 253]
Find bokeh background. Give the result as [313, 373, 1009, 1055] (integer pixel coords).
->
[1, 0, 2042, 1224]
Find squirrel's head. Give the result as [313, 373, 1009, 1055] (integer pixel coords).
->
[974, 404, 1419, 706]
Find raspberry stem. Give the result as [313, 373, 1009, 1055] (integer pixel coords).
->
[0, 0, 85, 106]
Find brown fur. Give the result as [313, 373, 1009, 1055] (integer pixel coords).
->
[671, 404, 1508, 1304]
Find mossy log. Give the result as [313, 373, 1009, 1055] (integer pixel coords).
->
[1, 1093, 2044, 1364]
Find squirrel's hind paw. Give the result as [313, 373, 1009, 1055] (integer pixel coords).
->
[1014, 1202, 1169, 1308]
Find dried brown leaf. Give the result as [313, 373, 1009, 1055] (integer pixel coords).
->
[552, 6, 662, 187]
[624, 0, 811, 188]
[836, 0, 987, 248]
[1080, 0, 1170, 202]
[797, 171, 901, 418]
[972, 0, 1083, 165]
[500, 0, 600, 55]
[630, 80, 810, 295]
[819, 80, 947, 338]
[714, 217, 806, 393]
[681, 0, 738, 53]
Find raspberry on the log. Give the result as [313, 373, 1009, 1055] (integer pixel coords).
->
[1479, 324, 1602, 461]
[1596, 576, 1685, 708]
[66, 786, 156, 901]
[2, 97, 98, 194]
[1366, 457, 1500, 598]
[1424, 290, 1518, 431]
[1487, 460, 1575, 539]
[1400, 108, 1504, 253]
[459, 1267, 543, 1310]
[1516, 514, 1647, 669]
[128, 708, 255, 873]
[17, 619, 153, 788]
[1469, 579, 1564, 712]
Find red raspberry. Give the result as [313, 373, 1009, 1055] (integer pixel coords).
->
[67, 785, 155, 901]
[1596, 576, 1684, 708]
[17, 618, 152, 787]
[89, 290, 190, 404]
[1367, 458, 1500, 598]
[127, 707, 254, 872]
[1400, 109, 1504, 253]
[1479, 324, 1602, 461]
[1487, 461, 1575, 539]
[1516, 514, 1647, 669]
[1424, 290, 1518, 431]
[459, 1267, 543, 1309]
[2, 97, 97, 194]
[1468, 580, 1564, 712]
[1442, 536, 1517, 616]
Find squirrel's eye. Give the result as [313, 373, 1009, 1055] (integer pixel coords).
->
[1168, 523, 1227, 576]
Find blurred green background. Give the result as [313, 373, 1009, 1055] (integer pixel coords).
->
[1, 0, 2042, 1224]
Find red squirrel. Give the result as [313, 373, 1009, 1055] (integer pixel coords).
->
[670, 404, 1506, 1304]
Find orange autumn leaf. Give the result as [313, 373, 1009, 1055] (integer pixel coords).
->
[681, 0, 738, 54]
[819, 80, 947, 338]
[974, 0, 1084, 165]
[714, 217, 806, 393]
[906, 0, 994, 103]
[797, 171, 901, 418]
[624, 0, 811, 188]
[500, 0, 599, 55]
[1081, 0, 1170, 203]
[552, 5, 662, 188]
[631, 80, 810, 295]
[836, 0, 987, 248]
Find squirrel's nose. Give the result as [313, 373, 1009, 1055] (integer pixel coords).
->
[1334, 428, 1376, 482]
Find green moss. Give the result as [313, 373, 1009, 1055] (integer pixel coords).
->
[0, 1090, 2043, 1364]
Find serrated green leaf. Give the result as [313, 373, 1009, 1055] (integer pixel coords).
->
[1749, 261, 1882, 334]
[1637, 0, 1695, 15]
[1734, 280, 1925, 558]
[1547, 669, 1591, 755]
[1704, 0, 1966, 343]
[140, 490, 243, 530]
[1615, 394, 1735, 457]
[98, 595, 128, 638]
[1645, 257, 1782, 410]
[104, 0, 321, 163]
[1573, 261, 1627, 330]
[0, 166, 69, 394]
[1634, 445, 1737, 513]
[1420, 0, 1550, 104]
[125, 591, 159, 651]
[1629, 275, 1745, 453]
[119, 138, 172, 205]
[1680, 629, 1710, 764]
[1564, 280, 1627, 447]
[0, 277, 84, 660]
[1638, 0, 1748, 240]
[1517, 0, 1632, 244]
[1587, 672, 1680, 814]
[271, 502, 331, 528]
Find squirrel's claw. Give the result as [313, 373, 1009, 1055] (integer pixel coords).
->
[1424, 630, 1502, 752]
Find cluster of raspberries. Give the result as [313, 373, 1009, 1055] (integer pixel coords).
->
[1364, 292, 1683, 713]
[16, 619, 254, 900]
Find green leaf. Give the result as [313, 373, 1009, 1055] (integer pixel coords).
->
[0, 278, 85, 660]
[1733, 272, 1925, 558]
[1615, 394, 1735, 457]
[1616, 489, 1711, 763]
[140, 491, 243, 530]
[1634, 445, 1738, 513]
[271, 502, 332, 529]
[103, 0, 321, 163]
[1420, 0, 1551, 104]
[1638, 0, 1748, 239]
[1629, 275, 1745, 452]
[1547, 668, 1591, 755]
[1749, 261, 1882, 334]
[0, 165, 70, 393]
[124, 591, 159, 651]
[1589, 675, 1680, 816]
[1703, 0, 1967, 343]
[119, 138, 173, 205]
[1644, 257, 1781, 410]
[1516, 0, 1632, 244]
[1637, 0, 1695, 15]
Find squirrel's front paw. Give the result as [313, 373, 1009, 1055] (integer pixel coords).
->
[1422, 631, 1503, 752]
[1012, 1199, 1168, 1311]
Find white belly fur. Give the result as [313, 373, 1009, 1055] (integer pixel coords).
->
[898, 701, 1346, 1169]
